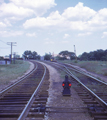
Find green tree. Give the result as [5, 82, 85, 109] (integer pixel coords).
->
[0, 56, 3, 60]
[36, 55, 40, 60]
[59, 50, 75, 60]
[23, 50, 39, 60]
[80, 52, 88, 60]
[79, 49, 107, 61]
[44, 53, 52, 60]
[56, 56, 67, 60]
[23, 50, 31, 59]
[32, 51, 37, 59]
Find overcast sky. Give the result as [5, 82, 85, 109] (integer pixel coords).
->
[0, 0, 107, 57]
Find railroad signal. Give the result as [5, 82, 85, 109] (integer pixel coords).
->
[62, 75, 71, 96]
[62, 83, 65, 87]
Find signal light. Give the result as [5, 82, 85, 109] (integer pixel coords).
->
[62, 83, 65, 87]
[62, 75, 71, 96]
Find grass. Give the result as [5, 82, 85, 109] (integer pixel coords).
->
[74, 61, 107, 76]
[0, 60, 30, 86]
[58, 60, 107, 76]
[60, 70, 67, 79]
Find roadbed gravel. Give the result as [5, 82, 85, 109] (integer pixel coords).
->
[40, 62, 93, 120]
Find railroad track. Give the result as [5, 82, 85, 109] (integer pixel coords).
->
[42, 61, 107, 120]
[0, 61, 50, 120]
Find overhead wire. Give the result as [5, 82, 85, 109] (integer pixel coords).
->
[0, 39, 7, 44]
[0, 39, 9, 49]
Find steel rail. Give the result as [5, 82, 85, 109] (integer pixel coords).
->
[0, 62, 38, 96]
[64, 66, 107, 108]
[44, 61, 107, 108]
[65, 63, 107, 85]
[18, 63, 47, 120]
[48, 61, 107, 85]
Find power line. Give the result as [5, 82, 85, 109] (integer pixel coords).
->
[7, 42, 17, 63]
[0, 40, 9, 48]
[0, 39, 7, 44]
[0, 47, 10, 49]
[0, 40, 9, 56]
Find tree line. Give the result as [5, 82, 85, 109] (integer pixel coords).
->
[44, 49, 107, 61]
[79, 49, 107, 61]
[22, 49, 107, 61]
[57, 50, 75, 60]
[23, 50, 40, 60]
[22, 50, 76, 60]
[43, 51, 76, 60]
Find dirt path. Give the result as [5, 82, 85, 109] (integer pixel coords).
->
[40, 62, 93, 120]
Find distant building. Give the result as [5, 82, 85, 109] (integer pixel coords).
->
[41, 56, 44, 60]
[52, 52, 58, 57]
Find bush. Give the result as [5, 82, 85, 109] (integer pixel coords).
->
[56, 56, 67, 60]
[0, 56, 4, 60]
[44, 54, 52, 60]
[74, 60, 78, 63]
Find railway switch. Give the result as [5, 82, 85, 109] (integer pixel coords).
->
[62, 75, 71, 96]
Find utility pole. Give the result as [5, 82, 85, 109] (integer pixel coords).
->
[7, 42, 17, 63]
[13, 52, 18, 64]
[13, 52, 16, 64]
[74, 45, 77, 61]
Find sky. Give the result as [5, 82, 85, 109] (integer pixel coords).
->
[0, 0, 107, 57]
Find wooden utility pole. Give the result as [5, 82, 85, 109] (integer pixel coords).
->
[13, 52, 18, 64]
[7, 42, 17, 63]
[74, 45, 77, 61]
[13, 52, 16, 64]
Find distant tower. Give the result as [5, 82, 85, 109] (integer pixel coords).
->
[74, 45, 77, 61]
[52, 52, 54, 57]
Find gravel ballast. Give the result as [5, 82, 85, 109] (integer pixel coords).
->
[42, 63, 93, 120]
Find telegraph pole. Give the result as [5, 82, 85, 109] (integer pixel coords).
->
[7, 42, 17, 63]
[13, 52, 18, 64]
[74, 45, 77, 61]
